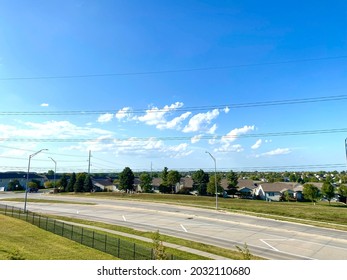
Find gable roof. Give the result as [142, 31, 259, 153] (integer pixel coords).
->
[259, 182, 296, 193]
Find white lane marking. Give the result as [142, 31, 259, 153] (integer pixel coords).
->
[260, 239, 280, 251]
[122, 215, 127, 222]
[180, 224, 188, 232]
[260, 238, 296, 252]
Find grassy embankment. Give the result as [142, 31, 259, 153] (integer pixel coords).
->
[0, 214, 117, 260]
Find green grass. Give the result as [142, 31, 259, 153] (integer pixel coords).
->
[58, 192, 347, 230]
[0, 214, 117, 260]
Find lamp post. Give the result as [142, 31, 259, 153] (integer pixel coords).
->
[206, 151, 218, 210]
[49, 157, 56, 191]
[24, 149, 48, 212]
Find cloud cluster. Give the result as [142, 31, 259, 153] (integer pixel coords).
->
[96, 102, 230, 135]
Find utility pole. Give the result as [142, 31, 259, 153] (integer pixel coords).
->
[206, 151, 218, 210]
[88, 150, 91, 175]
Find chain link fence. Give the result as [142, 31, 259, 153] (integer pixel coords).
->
[0, 203, 181, 260]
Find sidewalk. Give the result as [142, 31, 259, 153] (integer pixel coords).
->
[58, 220, 231, 260]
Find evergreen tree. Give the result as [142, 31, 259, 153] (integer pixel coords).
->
[161, 167, 168, 187]
[83, 175, 93, 192]
[192, 169, 209, 195]
[74, 173, 86, 192]
[119, 167, 135, 191]
[59, 174, 68, 192]
[67, 172, 76, 192]
[227, 170, 238, 197]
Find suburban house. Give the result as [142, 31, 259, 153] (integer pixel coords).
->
[0, 172, 46, 191]
[237, 179, 258, 198]
[253, 182, 296, 201]
[92, 177, 118, 192]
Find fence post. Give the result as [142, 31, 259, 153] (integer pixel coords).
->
[32, 213, 35, 224]
[11, 206, 14, 217]
[53, 220, 56, 233]
[133, 243, 136, 260]
[117, 238, 120, 258]
[39, 215, 41, 228]
[45, 217, 48, 230]
[71, 225, 74, 240]
[104, 235, 107, 253]
[81, 227, 84, 244]
[62, 223, 65, 237]
[26, 210, 28, 222]
[5, 204, 7, 215]
[92, 231, 95, 248]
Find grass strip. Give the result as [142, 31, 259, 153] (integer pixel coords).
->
[0, 214, 117, 260]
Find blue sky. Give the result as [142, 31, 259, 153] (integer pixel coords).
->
[0, 0, 346, 173]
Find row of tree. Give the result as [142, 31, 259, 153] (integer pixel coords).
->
[117, 166, 239, 196]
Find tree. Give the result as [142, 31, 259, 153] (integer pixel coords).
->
[74, 173, 86, 192]
[59, 174, 68, 192]
[338, 184, 347, 203]
[207, 174, 223, 195]
[321, 182, 335, 205]
[152, 230, 167, 260]
[47, 170, 55, 176]
[83, 175, 93, 192]
[227, 170, 238, 197]
[303, 184, 320, 204]
[140, 172, 152, 192]
[167, 170, 181, 193]
[192, 169, 209, 195]
[67, 172, 76, 192]
[119, 167, 135, 191]
[161, 167, 168, 187]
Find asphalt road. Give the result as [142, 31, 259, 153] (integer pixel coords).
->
[1, 192, 347, 260]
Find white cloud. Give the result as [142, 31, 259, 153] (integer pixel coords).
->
[182, 109, 220, 133]
[221, 125, 255, 143]
[40, 103, 49, 107]
[137, 102, 186, 130]
[251, 139, 262, 150]
[211, 125, 255, 152]
[156, 112, 191, 130]
[115, 107, 133, 121]
[97, 113, 114, 123]
[207, 124, 218, 134]
[255, 148, 292, 158]
[223, 106, 230, 113]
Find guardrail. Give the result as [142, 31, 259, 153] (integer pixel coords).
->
[0, 203, 180, 260]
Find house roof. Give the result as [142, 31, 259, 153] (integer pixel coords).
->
[259, 182, 296, 193]
[151, 178, 162, 187]
[92, 179, 114, 187]
[237, 179, 257, 189]
[180, 177, 193, 188]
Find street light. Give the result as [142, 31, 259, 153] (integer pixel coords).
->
[24, 149, 48, 212]
[49, 157, 57, 191]
[206, 151, 218, 210]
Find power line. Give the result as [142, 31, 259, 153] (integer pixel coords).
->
[1, 55, 347, 81]
[0, 94, 346, 116]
